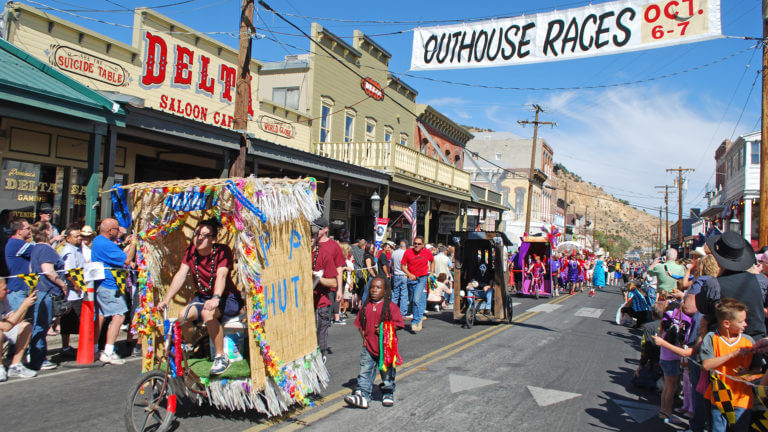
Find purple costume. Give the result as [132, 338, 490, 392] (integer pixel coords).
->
[568, 260, 580, 283]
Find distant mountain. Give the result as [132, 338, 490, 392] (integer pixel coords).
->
[554, 164, 660, 257]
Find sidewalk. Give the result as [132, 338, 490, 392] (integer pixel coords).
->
[43, 327, 136, 361]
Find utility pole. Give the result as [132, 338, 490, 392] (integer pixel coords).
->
[658, 206, 663, 255]
[563, 181, 569, 235]
[667, 166, 695, 249]
[760, 0, 768, 246]
[518, 104, 556, 235]
[655, 185, 675, 249]
[584, 206, 589, 248]
[231, 0, 255, 178]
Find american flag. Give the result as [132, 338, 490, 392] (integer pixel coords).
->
[403, 200, 418, 244]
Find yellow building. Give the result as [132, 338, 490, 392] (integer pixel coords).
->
[260, 24, 504, 243]
[2, 3, 390, 228]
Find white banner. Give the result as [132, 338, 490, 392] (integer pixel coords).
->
[411, 0, 721, 70]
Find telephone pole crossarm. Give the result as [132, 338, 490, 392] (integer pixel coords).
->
[665, 167, 695, 250]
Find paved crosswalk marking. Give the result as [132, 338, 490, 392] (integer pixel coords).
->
[527, 386, 581, 407]
[512, 302, 521, 307]
[613, 399, 659, 423]
[527, 304, 562, 313]
[448, 374, 499, 394]
[574, 307, 604, 318]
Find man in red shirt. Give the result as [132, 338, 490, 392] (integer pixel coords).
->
[311, 217, 344, 357]
[401, 236, 434, 333]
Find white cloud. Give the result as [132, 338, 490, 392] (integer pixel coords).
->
[454, 109, 472, 120]
[505, 86, 742, 213]
[421, 97, 468, 106]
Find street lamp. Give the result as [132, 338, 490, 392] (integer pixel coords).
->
[370, 191, 381, 219]
[728, 217, 740, 234]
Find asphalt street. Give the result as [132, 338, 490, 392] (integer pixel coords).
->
[1, 284, 672, 431]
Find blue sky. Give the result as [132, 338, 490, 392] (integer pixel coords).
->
[23, 0, 763, 217]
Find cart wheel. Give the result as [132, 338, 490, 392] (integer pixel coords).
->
[466, 302, 477, 328]
[125, 370, 176, 432]
[505, 293, 514, 324]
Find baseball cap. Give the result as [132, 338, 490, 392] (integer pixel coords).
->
[39, 203, 53, 213]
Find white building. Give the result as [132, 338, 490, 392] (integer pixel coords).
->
[700, 131, 760, 248]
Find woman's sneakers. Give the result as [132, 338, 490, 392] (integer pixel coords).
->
[344, 391, 369, 409]
[382, 395, 394, 407]
[210, 355, 230, 376]
[8, 363, 37, 378]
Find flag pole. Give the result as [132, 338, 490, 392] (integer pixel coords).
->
[387, 196, 422, 228]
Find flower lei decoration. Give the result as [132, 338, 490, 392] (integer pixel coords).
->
[161, 185, 217, 211]
[163, 320, 184, 378]
[427, 274, 438, 293]
[225, 179, 267, 223]
[132, 245, 163, 372]
[378, 321, 402, 372]
[138, 213, 189, 241]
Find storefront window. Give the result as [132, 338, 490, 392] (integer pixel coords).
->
[69, 168, 126, 227]
[1, 159, 64, 225]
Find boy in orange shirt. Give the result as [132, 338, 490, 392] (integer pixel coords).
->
[700, 298, 766, 432]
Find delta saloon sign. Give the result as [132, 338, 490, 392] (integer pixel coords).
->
[15, 7, 265, 133]
[140, 31, 255, 129]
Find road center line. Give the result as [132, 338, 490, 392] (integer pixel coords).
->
[251, 295, 572, 432]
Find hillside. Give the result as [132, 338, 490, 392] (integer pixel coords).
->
[553, 164, 660, 256]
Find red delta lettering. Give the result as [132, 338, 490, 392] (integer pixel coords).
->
[141, 31, 256, 96]
[219, 64, 236, 102]
[141, 31, 167, 86]
[198, 55, 215, 95]
[173, 45, 194, 85]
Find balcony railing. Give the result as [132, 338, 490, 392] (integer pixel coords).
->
[312, 141, 471, 192]
[471, 184, 503, 205]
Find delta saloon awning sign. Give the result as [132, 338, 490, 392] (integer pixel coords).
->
[411, 0, 721, 70]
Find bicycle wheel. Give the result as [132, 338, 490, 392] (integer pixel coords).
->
[466, 301, 477, 328]
[534, 283, 540, 300]
[125, 370, 176, 432]
[505, 293, 514, 324]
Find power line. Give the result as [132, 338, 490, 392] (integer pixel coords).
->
[265, 0, 594, 25]
[257, 28, 760, 92]
[37, 0, 202, 12]
[25, 0, 243, 36]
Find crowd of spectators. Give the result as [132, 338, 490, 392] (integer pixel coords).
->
[0, 209, 140, 381]
[622, 233, 768, 431]
[310, 217, 457, 359]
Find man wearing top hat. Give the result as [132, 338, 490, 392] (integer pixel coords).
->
[696, 231, 766, 339]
